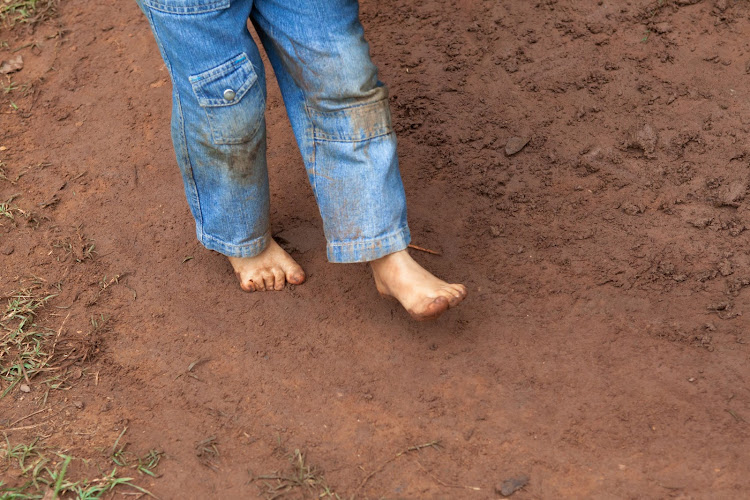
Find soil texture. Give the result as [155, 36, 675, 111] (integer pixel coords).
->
[2, 0, 750, 497]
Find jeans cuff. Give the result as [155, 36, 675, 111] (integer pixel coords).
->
[199, 230, 270, 258]
[327, 226, 411, 263]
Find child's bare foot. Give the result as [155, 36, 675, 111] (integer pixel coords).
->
[370, 249, 467, 320]
[228, 239, 305, 292]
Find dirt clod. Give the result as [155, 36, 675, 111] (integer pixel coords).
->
[719, 181, 746, 207]
[628, 123, 658, 157]
[505, 137, 530, 156]
[496, 474, 529, 497]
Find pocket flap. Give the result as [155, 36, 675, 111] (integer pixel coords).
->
[307, 98, 394, 142]
[189, 53, 258, 108]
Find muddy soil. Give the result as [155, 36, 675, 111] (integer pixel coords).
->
[2, 0, 750, 497]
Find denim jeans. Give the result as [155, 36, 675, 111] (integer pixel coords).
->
[135, 0, 411, 262]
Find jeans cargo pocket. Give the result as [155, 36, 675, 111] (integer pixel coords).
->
[141, 0, 229, 14]
[307, 98, 393, 143]
[189, 53, 265, 145]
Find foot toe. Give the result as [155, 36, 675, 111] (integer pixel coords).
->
[272, 269, 286, 291]
[252, 275, 266, 291]
[261, 271, 275, 292]
[287, 267, 306, 285]
[240, 279, 256, 293]
[410, 295, 450, 321]
[447, 284, 468, 305]
[445, 292, 462, 307]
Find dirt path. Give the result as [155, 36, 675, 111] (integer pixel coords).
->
[2, 0, 750, 497]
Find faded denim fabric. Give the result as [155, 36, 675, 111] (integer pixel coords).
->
[136, 0, 411, 262]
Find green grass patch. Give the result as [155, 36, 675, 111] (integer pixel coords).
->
[0, 436, 157, 499]
[0, 0, 57, 29]
[0, 283, 57, 399]
[110, 428, 163, 478]
[0, 195, 38, 227]
[252, 449, 340, 499]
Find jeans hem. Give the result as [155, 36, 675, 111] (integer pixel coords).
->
[327, 226, 410, 263]
[200, 230, 270, 258]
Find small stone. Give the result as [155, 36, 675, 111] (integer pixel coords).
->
[0, 55, 23, 75]
[73, 400, 84, 409]
[688, 377, 696, 382]
[719, 181, 746, 207]
[505, 137, 530, 156]
[489, 225, 501, 238]
[1, 247, 13, 256]
[620, 201, 645, 216]
[496, 474, 529, 497]
[632, 123, 658, 157]
[20, 384, 31, 393]
[718, 259, 734, 277]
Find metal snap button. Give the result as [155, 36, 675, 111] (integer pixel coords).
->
[223, 89, 236, 101]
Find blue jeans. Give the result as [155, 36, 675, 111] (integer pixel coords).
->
[136, 0, 411, 262]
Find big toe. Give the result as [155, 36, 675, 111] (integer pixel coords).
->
[239, 278, 256, 293]
[286, 266, 306, 285]
[410, 295, 450, 321]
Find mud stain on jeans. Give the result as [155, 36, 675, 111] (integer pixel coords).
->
[226, 127, 267, 185]
[198, 123, 267, 185]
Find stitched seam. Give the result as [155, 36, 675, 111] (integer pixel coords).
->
[303, 102, 319, 200]
[189, 54, 247, 83]
[327, 226, 409, 247]
[142, 0, 229, 15]
[313, 130, 394, 143]
[306, 97, 390, 115]
[145, 8, 204, 231]
[201, 230, 269, 250]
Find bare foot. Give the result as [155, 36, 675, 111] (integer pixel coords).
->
[370, 249, 467, 320]
[228, 239, 305, 292]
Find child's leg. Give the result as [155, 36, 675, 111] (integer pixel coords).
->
[251, 0, 409, 264]
[136, 0, 303, 291]
[250, 0, 466, 318]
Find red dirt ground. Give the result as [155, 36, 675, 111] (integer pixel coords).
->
[3, 0, 750, 497]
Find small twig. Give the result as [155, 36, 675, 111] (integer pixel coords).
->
[408, 244, 442, 256]
[20, 363, 31, 384]
[112, 426, 128, 455]
[356, 440, 441, 493]
[32, 311, 71, 379]
[100, 274, 121, 291]
[7, 408, 46, 427]
[0, 422, 47, 432]
[415, 459, 481, 491]
[726, 409, 746, 423]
